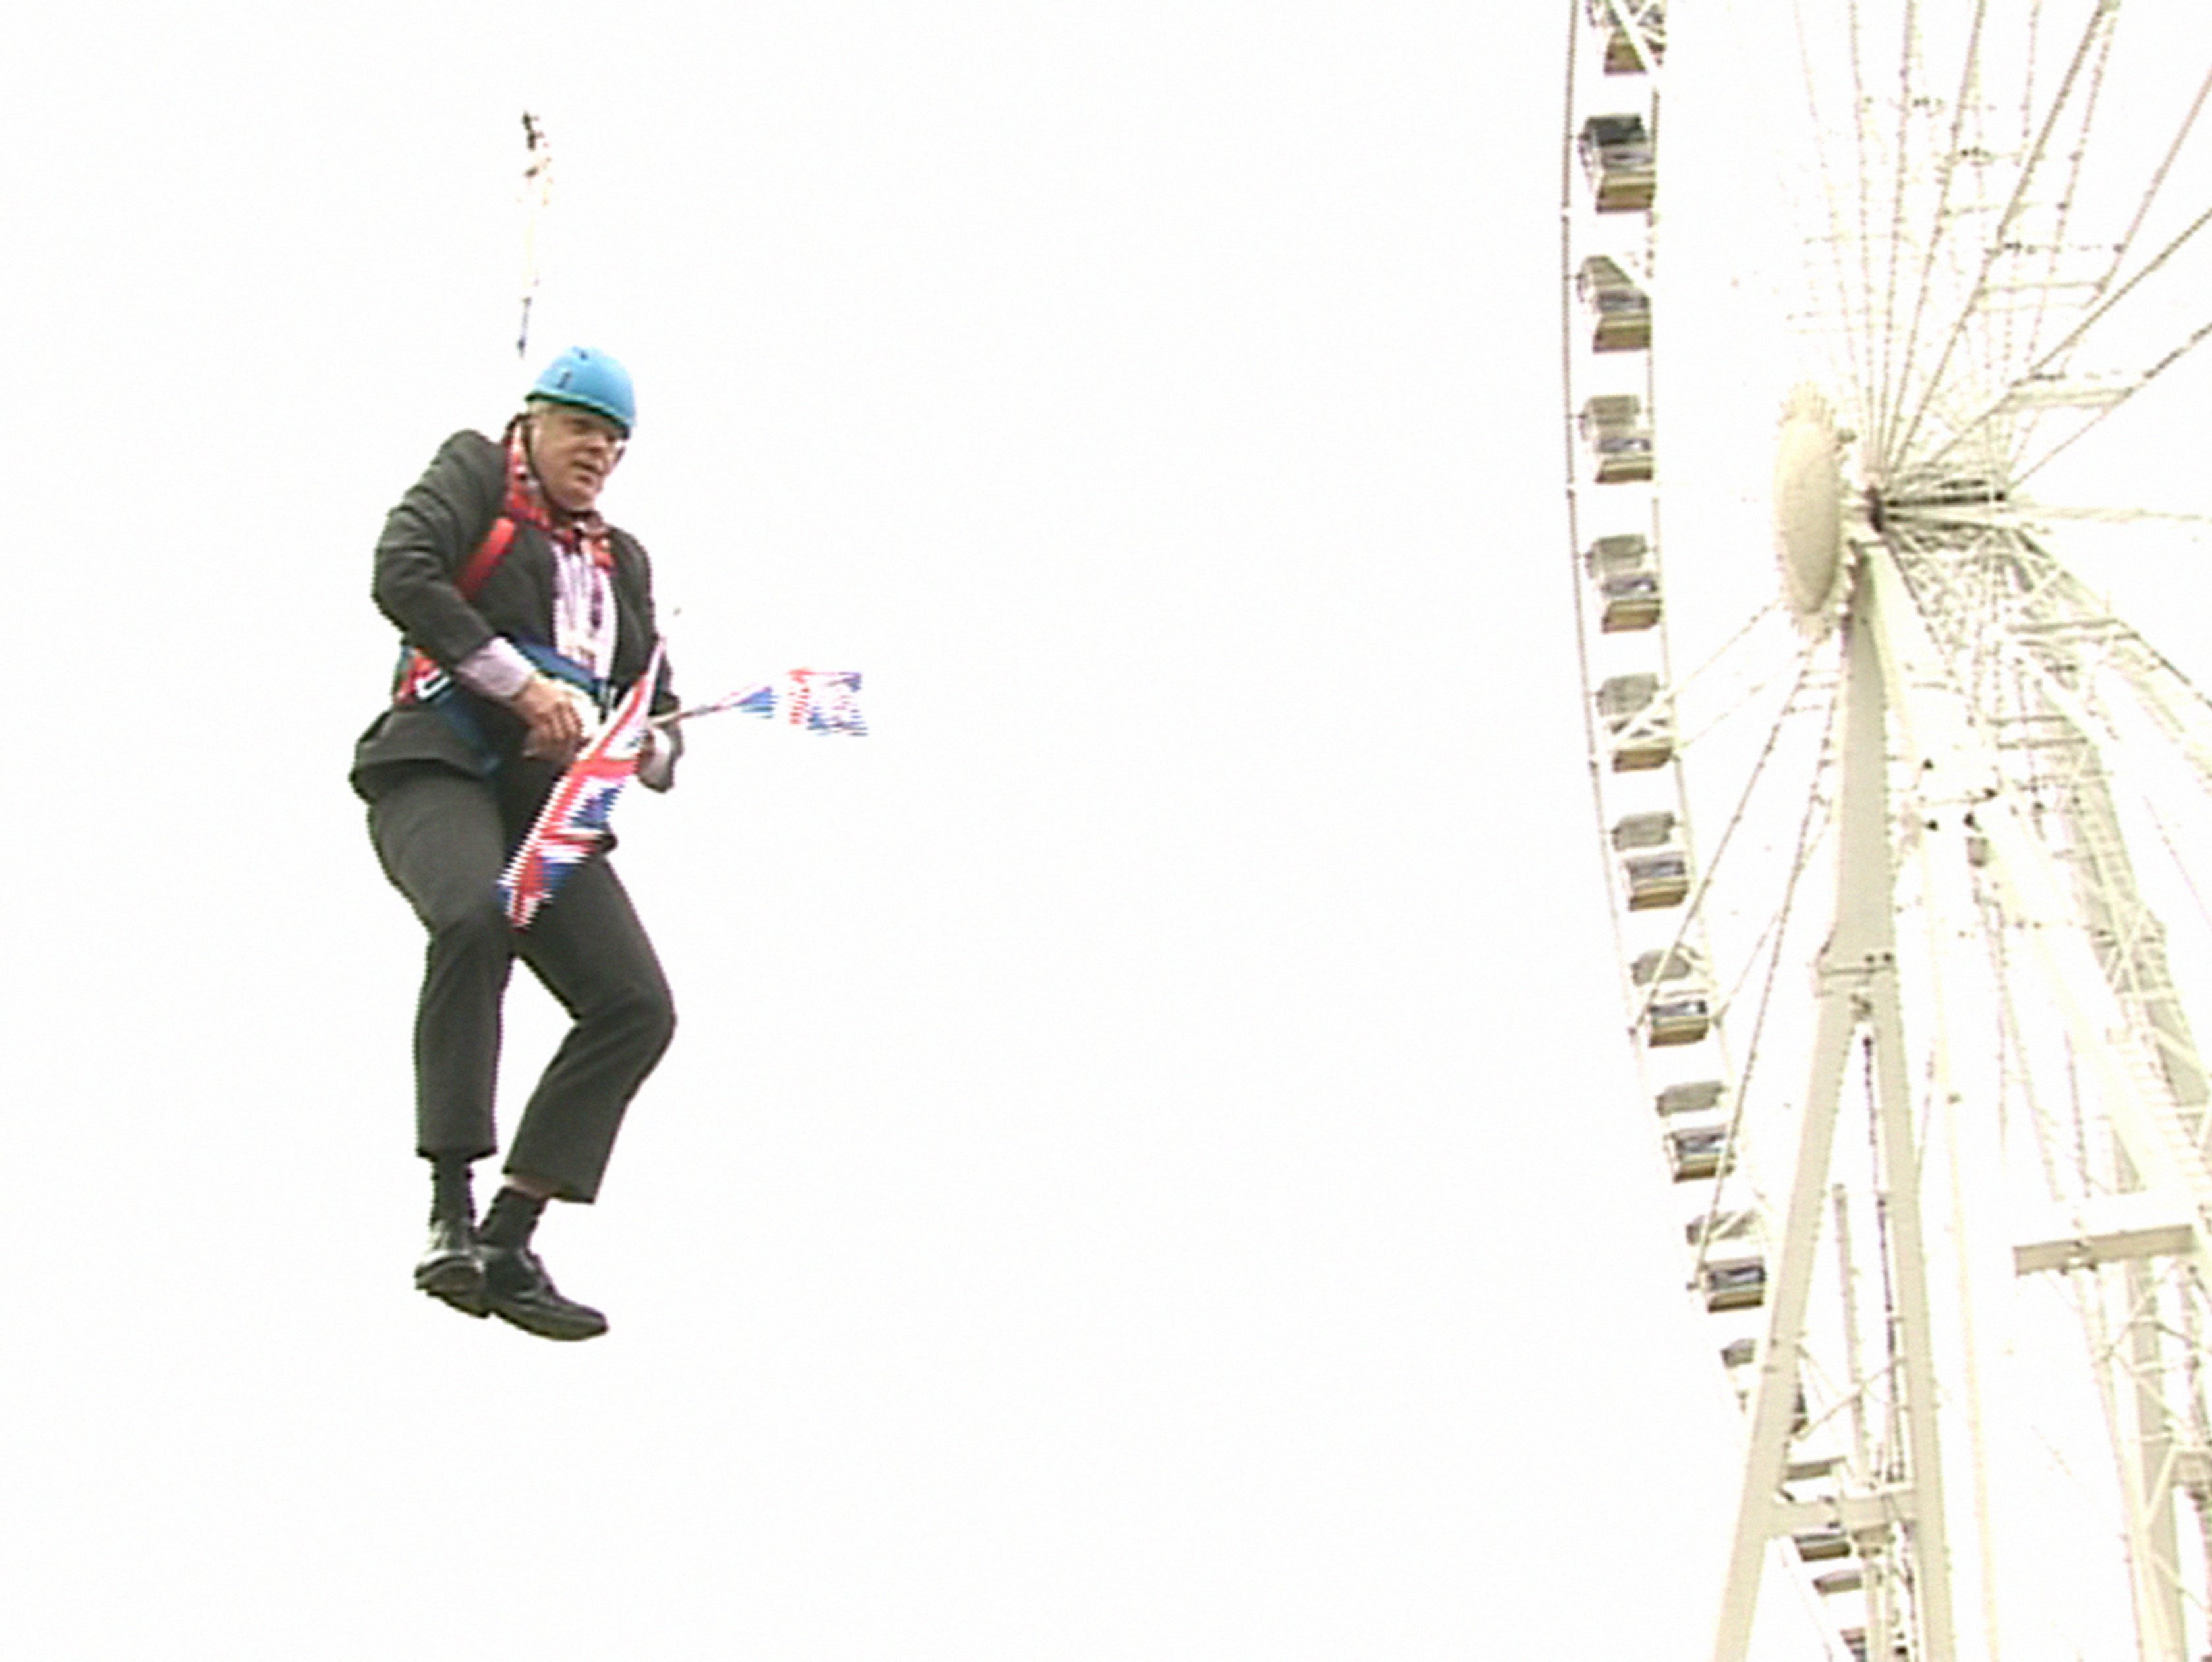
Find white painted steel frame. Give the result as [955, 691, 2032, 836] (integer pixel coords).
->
[1712, 552, 1956, 1662]
[1865, 532, 2212, 1660]
[1559, 2, 2212, 1656]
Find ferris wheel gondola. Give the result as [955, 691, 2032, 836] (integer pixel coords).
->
[1560, 2, 2212, 1658]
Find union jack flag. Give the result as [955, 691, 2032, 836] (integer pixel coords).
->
[669, 669, 866, 735]
[499, 640, 665, 930]
[785, 669, 867, 735]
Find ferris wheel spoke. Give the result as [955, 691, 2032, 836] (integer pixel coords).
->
[1777, 0, 1881, 416]
[1631, 674, 1829, 1053]
[2138, 798, 2212, 966]
[1844, 0, 1886, 427]
[1662, 596, 1789, 719]
[1886, 0, 2125, 474]
[1981, 885, 2080, 1203]
[1686, 698, 1844, 1277]
[1633, 644, 1835, 1038]
[1879, 0, 1993, 468]
[2099, 60, 2212, 299]
[1674, 637, 1817, 754]
[2015, 503, 2212, 530]
[2011, 310, 2212, 489]
[1870, 0, 1932, 461]
[1908, 188, 2212, 485]
[2008, 9, 2120, 403]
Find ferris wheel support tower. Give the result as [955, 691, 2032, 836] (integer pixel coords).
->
[1711, 524, 2212, 1661]
[1713, 547, 1957, 1662]
[1704, 530, 2212, 1658]
[1874, 528, 2212, 1662]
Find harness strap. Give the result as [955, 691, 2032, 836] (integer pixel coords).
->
[456, 515, 517, 599]
[387, 509, 609, 774]
[392, 515, 519, 708]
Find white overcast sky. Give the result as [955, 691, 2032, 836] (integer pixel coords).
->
[20, 2, 2145, 1657]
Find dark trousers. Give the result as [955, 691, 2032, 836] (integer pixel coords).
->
[368, 765, 675, 1202]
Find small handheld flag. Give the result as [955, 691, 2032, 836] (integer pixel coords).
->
[662, 668, 866, 736]
[499, 641, 665, 930]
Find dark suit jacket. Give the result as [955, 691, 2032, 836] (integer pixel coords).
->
[351, 430, 678, 802]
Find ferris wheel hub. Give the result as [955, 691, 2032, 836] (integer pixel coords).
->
[1774, 386, 1848, 631]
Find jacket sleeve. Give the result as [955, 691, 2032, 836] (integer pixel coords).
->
[371, 430, 508, 671]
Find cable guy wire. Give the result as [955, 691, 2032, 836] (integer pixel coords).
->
[517, 112, 553, 359]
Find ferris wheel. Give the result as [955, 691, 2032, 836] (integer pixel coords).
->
[1559, 2, 2212, 1658]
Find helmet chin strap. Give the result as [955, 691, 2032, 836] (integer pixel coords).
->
[515, 413, 584, 517]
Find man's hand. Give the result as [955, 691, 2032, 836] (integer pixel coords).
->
[637, 718, 681, 791]
[512, 674, 592, 763]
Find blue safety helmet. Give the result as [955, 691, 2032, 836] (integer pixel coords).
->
[528, 346, 635, 437]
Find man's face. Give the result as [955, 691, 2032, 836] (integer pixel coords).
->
[530, 403, 626, 513]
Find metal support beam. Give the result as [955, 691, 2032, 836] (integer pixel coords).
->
[2126, 1254, 2189, 1661]
[1713, 562, 1957, 1662]
[2014, 1193, 2199, 1274]
[1772, 1491, 1923, 1535]
[1866, 534, 2212, 1657]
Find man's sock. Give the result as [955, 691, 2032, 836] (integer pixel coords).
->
[430, 1157, 476, 1227]
[480, 1186, 548, 1250]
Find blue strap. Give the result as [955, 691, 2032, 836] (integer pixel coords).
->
[421, 640, 606, 774]
[511, 639, 605, 706]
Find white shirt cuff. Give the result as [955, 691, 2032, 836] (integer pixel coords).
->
[452, 637, 536, 702]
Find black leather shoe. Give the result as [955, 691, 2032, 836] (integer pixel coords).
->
[414, 1217, 488, 1317]
[480, 1242, 608, 1341]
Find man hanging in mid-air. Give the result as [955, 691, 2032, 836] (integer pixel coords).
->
[351, 346, 678, 1342]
